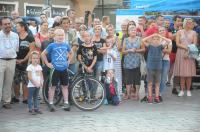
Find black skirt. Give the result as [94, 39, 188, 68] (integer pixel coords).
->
[124, 67, 141, 85]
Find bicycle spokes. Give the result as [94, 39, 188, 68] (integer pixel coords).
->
[71, 77, 104, 111]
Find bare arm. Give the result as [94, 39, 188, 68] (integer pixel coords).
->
[122, 41, 130, 55]
[163, 42, 172, 54]
[193, 31, 198, 45]
[17, 42, 35, 64]
[135, 38, 146, 53]
[67, 51, 73, 64]
[41, 50, 53, 68]
[89, 56, 97, 69]
[40, 71, 44, 87]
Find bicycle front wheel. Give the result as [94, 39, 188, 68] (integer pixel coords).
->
[71, 76, 105, 111]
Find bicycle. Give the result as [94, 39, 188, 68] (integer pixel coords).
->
[42, 63, 105, 111]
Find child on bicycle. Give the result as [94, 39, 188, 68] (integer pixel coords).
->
[77, 31, 97, 99]
[26, 51, 44, 115]
[41, 28, 73, 112]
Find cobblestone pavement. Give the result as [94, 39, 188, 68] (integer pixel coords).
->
[0, 86, 200, 132]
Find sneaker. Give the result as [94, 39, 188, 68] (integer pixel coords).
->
[172, 88, 178, 95]
[186, 91, 192, 97]
[48, 104, 56, 112]
[140, 96, 148, 103]
[154, 97, 161, 104]
[159, 96, 163, 102]
[178, 91, 184, 97]
[23, 100, 28, 104]
[63, 103, 70, 111]
[147, 96, 153, 104]
[34, 109, 43, 114]
[29, 110, 36, 115]
[3, 104, 11, 109]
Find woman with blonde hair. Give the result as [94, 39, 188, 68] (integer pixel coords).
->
[173, 18, 197, 97]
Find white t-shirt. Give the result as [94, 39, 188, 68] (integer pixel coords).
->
[29, 25, 38, 36]
[26, 64, 43, 88]
[103, 49, 117, 71]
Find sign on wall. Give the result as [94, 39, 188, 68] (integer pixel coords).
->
[24, 3, 43, 17]
[26, 6, 43, 17]
[52, 5, 70, 17]
[0, 2, 18, 16]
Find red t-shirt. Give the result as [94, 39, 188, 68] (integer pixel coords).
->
[109, 82, 116, 96]
[34, 33, 49, 52]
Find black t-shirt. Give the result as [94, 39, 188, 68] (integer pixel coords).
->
[77, 44, 97, 67]
[16, 34, 35, 70]
[93, 38, 105, 61]
[41, 38, 54, 62]
[41, 38, 54, 51]
[78, 37, 84, 46]
[169, 26, 178, 53]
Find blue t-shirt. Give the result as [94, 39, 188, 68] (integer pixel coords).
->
[46, 42, 71, 71]
[147, 45, 163, 70]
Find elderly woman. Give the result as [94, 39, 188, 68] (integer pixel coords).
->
[122, 25, 142, 100]
[173, 18, 197, 97]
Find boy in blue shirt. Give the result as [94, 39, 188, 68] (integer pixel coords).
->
[41, 28, 73, 111]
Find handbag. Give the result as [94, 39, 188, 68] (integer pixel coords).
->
[187, 44, 199, 60]
[140, 55, 147, 76]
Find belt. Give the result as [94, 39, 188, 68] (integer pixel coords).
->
[0, 58, 16, 61]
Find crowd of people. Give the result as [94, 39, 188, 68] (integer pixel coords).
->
[0, 9, 200, 114]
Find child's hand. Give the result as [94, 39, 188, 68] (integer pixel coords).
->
[87, 67, 93, 73]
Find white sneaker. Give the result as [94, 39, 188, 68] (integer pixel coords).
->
[178, 91, 184, 97]
[187, 91, 192, 97]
